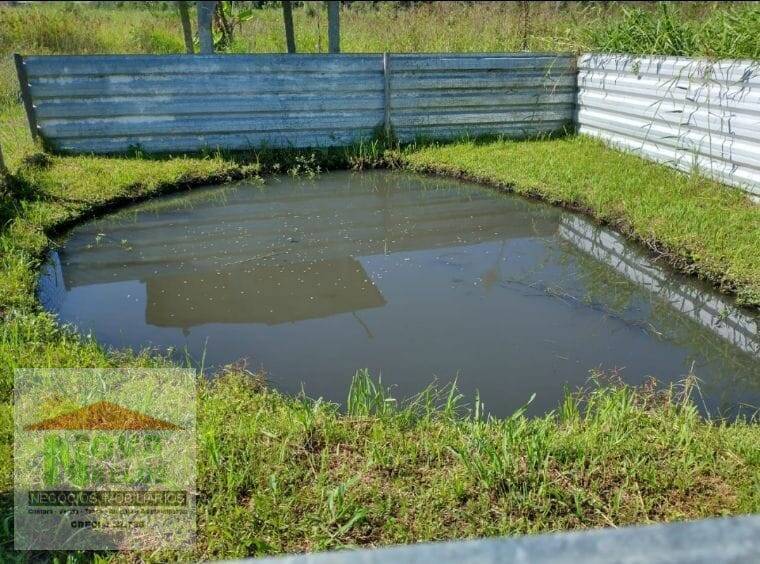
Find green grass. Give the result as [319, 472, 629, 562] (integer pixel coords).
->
[190, 370, 760, 559]
[3, 368, 759, 560]
[586, 2, 760, 59]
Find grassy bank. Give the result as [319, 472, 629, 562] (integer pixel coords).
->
[1, 118, 759, 560]
[4, 369, 760, 560]
[193, 371, 760, 558]
[401, 137, 760, 306]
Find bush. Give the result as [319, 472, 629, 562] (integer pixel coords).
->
[0, 6, 108, 54]
[132, 26, 185, 54]
[586, 2, 760, 58]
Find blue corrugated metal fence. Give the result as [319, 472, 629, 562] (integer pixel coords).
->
[15, 53, 575, 154]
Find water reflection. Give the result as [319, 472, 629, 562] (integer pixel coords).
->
[40, 171, 759, 417]
[559, 216, 759, 358]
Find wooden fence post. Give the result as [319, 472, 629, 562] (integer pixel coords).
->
[197, 1, 216, 54]
[283, 1, 296, 53]
[0, 144, 7, 180]
[327, 1, 340, 54]
[177, 1, 194, 54]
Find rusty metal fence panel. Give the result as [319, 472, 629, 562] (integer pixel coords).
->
[15, 53, 575, 155]
[577, 53, 760, 198]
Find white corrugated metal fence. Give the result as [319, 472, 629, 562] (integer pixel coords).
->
[577, 53, 760, 198]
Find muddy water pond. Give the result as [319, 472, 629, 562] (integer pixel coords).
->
[40, 171, 760, 417]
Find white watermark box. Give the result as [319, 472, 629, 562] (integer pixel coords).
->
[14, 368, 196, 551]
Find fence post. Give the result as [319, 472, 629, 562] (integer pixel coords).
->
[383, 53, 392, 140]
[283, 1, 296, 53]
[0, 144, 7, 179]
[197, 1, 216, 54]
[177, 1, 194, 54]
[327, 1, 340, 53]
[13, 54, 38, 141]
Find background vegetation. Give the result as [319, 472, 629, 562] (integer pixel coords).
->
[1, 1, 760, 110]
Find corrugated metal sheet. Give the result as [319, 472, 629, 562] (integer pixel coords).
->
[20, 54, 385, 154]
[577, 53, 760, 198]
[16, 53, 575, 155]
[389, 54, 576, 142]
[234, 515, 760, 564]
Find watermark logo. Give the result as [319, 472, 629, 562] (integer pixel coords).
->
[14, 368, 196, 551]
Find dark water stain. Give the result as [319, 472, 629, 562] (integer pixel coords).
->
[39, 171, 760, 417]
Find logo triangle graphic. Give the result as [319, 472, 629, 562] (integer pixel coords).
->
[24, 400, 181, 431]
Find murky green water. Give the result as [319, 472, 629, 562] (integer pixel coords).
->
[40, 171, 760, 417]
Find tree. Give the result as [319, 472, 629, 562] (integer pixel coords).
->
[283, 1, 296, 53]
[215, 1, 235, 51]
[327, 1, 340, 53]
[176, 1, 194, 54]
[197, 1, 217, 54]
[211, 3, 254, 52]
